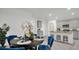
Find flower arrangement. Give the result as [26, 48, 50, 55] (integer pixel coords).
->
[22, 21, 34, 41]
[0, 24, 10, 47]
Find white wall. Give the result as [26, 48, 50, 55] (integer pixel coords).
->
[42, 20, 48, 36]
[0, 9, 36, 36]
[0, 8, 55, 37]
[30, 20, 37, 34]
[48, 20, 57, 32]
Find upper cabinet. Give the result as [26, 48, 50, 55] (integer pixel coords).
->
[37, 20, 42, 29]
[57, 18, 79, 30]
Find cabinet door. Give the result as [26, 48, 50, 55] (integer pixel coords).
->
[56, 35, 61, 41]
[73, 31, 78, 40]
[37, 20, 42, 28]
[63, 35, 68, 43]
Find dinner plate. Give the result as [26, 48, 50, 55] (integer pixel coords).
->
[17, 40, 31, 45]
[34, 39, 44, 41]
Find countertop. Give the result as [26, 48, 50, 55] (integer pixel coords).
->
[50, 31, 73, 35]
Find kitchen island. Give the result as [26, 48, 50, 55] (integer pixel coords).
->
[50, 31, 74, 45]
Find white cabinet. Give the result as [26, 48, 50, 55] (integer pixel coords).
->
[78, 31, 79, 39]
[73, 31, 78, 39]
[56, 35, 61, 41]
[50, 32, 74, 44]
[57, 19, 79, 30]
[57, 19, 79, 40]
[37, 20, 43, 38]
[63, 35, 68, 43]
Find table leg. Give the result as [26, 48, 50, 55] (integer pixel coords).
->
[37, 45, 39, 50]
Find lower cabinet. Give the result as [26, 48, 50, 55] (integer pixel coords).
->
[55, 34, 73, 44]
[56, 35, 61, 41]
[63, 36, 68, 43]
[51, 32, 73, 44]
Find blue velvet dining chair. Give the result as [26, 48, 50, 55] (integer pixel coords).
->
[6, 35, 18, 48]
[6, 35, 17, 45]
[38, 36, 54, 50]
[0, 35, 25, 50]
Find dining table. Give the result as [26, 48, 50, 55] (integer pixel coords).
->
[10, 38, 44, 50]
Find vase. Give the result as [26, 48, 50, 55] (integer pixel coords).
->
[0, 39, 5, 47]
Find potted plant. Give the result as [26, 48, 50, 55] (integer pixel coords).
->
[28, 29, 34, 41]
[0, 24, 10, 47]
[22, 21, 34, 41]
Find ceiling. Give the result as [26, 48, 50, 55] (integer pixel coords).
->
[0, 8, 79, 21]
[20, 8, 79, 20]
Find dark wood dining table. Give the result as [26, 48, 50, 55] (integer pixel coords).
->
[10, 38, 44, 50]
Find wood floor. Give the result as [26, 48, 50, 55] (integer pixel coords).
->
[42, 37, 79, 50]
[51, 40, 79, 50]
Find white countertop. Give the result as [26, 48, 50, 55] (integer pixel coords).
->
[50, 31, 73, 35]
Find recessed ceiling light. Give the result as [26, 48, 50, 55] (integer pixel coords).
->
[49, 13, 52, 16]
[56, 16, 58, 19]
[72, 12, 75, 15]
[67, 8, 71, 10]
